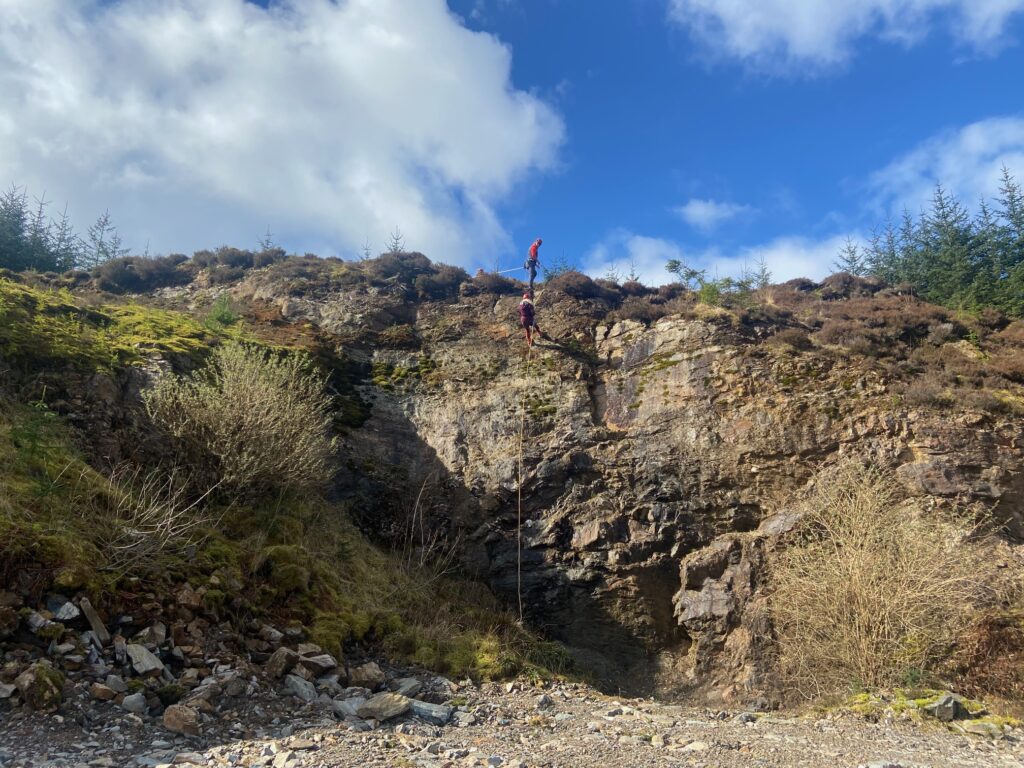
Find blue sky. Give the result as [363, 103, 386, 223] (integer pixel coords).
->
[2, 0, 1024, 283]
[448, 0, 1024, 281]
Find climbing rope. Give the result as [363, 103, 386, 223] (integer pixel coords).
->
[515, 339, 533, 624]
[514, 288, 541, 624]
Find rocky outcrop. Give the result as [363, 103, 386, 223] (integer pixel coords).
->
[11, 277, 1021, 706]
[328, 293, 1024, 703]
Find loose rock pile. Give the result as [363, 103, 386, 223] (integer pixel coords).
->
[2, 588, 1023, 767]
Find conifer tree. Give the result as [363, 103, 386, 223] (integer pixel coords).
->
[0, 184, 30, 270]
[84, 210, 128, 268]
[834, 237, 866, 276]
[50, 203, 83, 271]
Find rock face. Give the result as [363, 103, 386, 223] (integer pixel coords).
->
[324, 294, 1024, 704]
[28, 276, 1023, 707]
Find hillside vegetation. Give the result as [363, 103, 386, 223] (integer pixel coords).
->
[1, 229, 1023, 720]
[0, 276, 567, 684]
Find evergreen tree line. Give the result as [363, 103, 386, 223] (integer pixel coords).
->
[836, 167, 1024, 316]
[0, 185, 128, 273]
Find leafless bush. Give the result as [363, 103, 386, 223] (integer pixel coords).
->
[143, 342, 336, 495]
[770, 459, 994, 698]
[400, 473, 459, 582]
[96, 465, 218, 575]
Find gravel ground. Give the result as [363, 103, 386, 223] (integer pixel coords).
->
[1, 679, 1020, 768]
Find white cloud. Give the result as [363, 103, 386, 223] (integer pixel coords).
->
[867, 116, 1024, 215]
[584, 230, 689, 284]
[702, 233, 864, 282]
[582, 229, 859, 285]
[0, 0, 563, 262]
[673, 198, 754, 232]
[668, 0, 1024, 72]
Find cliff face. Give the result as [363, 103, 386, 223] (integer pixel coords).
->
[231, 275, 1024, 705]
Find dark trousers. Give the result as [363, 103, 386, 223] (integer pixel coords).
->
[527, 262, 537, 289]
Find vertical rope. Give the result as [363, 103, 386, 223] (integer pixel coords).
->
[515, 342, 533, 624]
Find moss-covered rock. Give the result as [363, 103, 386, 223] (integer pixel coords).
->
[14, 662, 65, 712]
[156, 683, 186, 706]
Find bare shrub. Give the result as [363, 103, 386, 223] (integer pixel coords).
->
[545, 270, 614, 300]
[607, 296, 668, 324]
[766, 328, 812, 351]
[93, 254, 191, 293]
[96, 465, 218, 575]
[465, 272, 520, 296]
[770, 460, 994, 698]
[143, 342, 336, 495]
[414, 263, 468, 300]
[947, 611, 1024, 703]
[902, 371, 955, 408]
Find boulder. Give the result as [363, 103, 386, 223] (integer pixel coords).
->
[126, 644, 164, 676]
[121, 692, 148, 714]
[348, 662, 386, 690]
[410, 699, 452, 725]
[922, 693, 967, 722]
[298, 653, 338, 676]
[332, 696, 366, 718]
[392, 677, 422, 697]
[259, 625, 284, 645]
[284, 674, 317, 702]
[266, 647, 300, 678]
[14, 663, 64, 712]
[163, 704, 201, 736]
[105, 674, 128, 693]
[176, 584, 202, 610]
[90, 683, 117, 701]
[356, 692, 411, 721]
[53, 601, 81, 623]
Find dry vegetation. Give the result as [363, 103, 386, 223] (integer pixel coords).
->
[771, 460, 999, 698]
[143, 342, 337, 495]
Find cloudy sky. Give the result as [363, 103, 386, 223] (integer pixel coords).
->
[2, 0, 1023, 284]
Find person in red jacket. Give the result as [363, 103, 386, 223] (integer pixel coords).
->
[525, 238, 542, 289]
[518, 292, 542, 347]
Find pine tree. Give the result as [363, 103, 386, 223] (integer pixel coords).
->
[994, 167, 1024, 315]
[919, 184, 976, 308]
[0, 184, 30, 270]
[665, 258, 704, 289]
[833, 237, 866, 276]
[50, 203, 83, 271]
[84, 210, 128, 268]
[25, 193, 57, 272]
[897, 209, 925, 289]
[754, 255, 772, 289]
[385, 226, 406, 254]
[866, 220, 902, 285]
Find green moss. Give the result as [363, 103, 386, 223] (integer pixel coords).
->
[309, 614, 350, 659]
[269, 563, 310, 594]
[125, 679, 146, 694]
[202, 588, 226, 612]
[26, 664, 65, 711]
[0, 278, 213, 370]
[156, 684, 186, 705]
[37, 622, 66, 642]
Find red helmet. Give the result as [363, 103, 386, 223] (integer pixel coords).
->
[522, 292, 531, 299]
